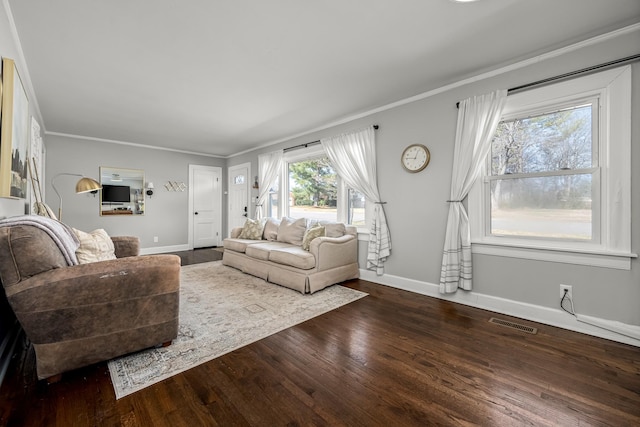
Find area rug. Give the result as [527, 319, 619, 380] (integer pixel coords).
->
[108, 261, 367, 399]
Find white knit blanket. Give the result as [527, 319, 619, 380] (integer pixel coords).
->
[0, 215, 80, 265]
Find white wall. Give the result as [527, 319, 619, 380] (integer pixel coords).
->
[45, 134, 226, 251]
[229, 27, 640, 343]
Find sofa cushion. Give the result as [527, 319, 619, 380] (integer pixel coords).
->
[269, 246, 316, 270]
[245, 241, 292, 261]
[302, 225, 325, 251]
[224, 238, 262, 253]
[276, 217, 307, 246]
[73, 228, 117, 264]
[263, 218, 281, 241]
[238, 218, 266, 240]
[319, 221, 347, 238]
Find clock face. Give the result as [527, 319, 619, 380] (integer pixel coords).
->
[401, 144, 430, 172]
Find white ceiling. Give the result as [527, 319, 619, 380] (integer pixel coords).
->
[7, 0, 640, 157]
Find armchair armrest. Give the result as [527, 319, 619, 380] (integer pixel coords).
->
[309, 234, 357, 271]
[111, 236, 140, 258]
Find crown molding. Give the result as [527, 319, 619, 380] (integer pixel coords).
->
[45, 131, 225, 158]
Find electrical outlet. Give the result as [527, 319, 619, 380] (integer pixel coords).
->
[153, 236, 159, 243]
[560, 284, 573, 301]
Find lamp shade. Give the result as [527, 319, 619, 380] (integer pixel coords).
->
[75, 177, 102, 194]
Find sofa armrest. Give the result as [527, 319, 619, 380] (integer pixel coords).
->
[230, 227, 243, 238]
[4, 254, 181, 345]
[309, 234, 357, 271]
[111, 236, 140, 257]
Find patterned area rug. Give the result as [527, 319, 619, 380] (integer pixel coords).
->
[108, 261, 367, 399]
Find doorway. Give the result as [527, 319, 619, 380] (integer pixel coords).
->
[189, 165, 222, 248]
[227, 162, 250, 234]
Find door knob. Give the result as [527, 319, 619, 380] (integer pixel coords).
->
[195, 212, 199, 215]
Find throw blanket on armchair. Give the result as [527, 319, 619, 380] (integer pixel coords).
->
[0, 215, 80, 266]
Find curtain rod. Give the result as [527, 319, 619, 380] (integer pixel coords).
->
[456, 53, 640, 108]
[283, 125, 379, 153]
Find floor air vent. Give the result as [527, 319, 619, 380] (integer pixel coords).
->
[489, 317, 538, 334]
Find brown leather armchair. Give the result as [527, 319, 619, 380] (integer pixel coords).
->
[0, 220, 180, 381]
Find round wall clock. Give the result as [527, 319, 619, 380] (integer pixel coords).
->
[401, 144, 430, 173]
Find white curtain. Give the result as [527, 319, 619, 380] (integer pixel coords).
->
[321, 126, 391, 275]
[440, 90, 507, 293]
[256, 150, 283, 219]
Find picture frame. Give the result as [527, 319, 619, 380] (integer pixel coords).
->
[0, 57, 30, 199]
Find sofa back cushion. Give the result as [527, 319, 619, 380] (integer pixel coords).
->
[320, 221, 347, 238]
[276, 217, 307, 246]
[0, 225, 67, 288]
[262, 218, 280, 241]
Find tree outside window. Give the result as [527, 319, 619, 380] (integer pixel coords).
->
[285, 155, 366, 226]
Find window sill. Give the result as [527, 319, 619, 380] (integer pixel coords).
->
[356, 228, 369, 241]
[471, 240, 637, 270]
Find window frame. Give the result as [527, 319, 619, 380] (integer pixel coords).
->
[468, 66, 634, 269]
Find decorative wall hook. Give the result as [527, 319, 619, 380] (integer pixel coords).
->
[165, 181, 187, 192]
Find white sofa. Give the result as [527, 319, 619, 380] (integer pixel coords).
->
[222, 217, 359, 294]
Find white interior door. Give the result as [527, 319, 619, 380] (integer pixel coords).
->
[228, 163, 250, 234]
[190, 165, 222, 248]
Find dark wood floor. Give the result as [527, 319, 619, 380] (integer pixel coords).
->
[0, 248, 638, 426]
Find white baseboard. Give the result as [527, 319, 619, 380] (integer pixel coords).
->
[359, 269, 640, 348]
[140, 244, 190, 255]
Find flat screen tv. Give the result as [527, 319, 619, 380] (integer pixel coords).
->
[102, 184, 130, 203]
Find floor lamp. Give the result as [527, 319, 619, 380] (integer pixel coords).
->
[51, 173, 102, 220]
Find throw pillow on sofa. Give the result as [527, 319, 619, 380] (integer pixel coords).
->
[238, 218, 266, 240]
[72, 228, 117, 264]
[263, 217, 281, 241]
[302, 225, 325, 251]
[276, 217, 307, 246]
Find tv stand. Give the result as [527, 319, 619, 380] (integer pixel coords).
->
[102, 210, 133, 215]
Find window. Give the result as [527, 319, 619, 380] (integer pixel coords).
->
[469, 66, 633, 269]
[347, 188, 367, 226]
[489, 101, 598, 241]
[280, 145, 368, 227]
[288, 155, 338, 222]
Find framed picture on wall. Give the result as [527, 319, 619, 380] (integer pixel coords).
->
[0, 57, 30, 199]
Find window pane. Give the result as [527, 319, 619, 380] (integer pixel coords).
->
[492, 104, 593, 175]
[348, 188, 366, 226]
[288, 156, 338, 222]
[490, 174, 592, 240]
